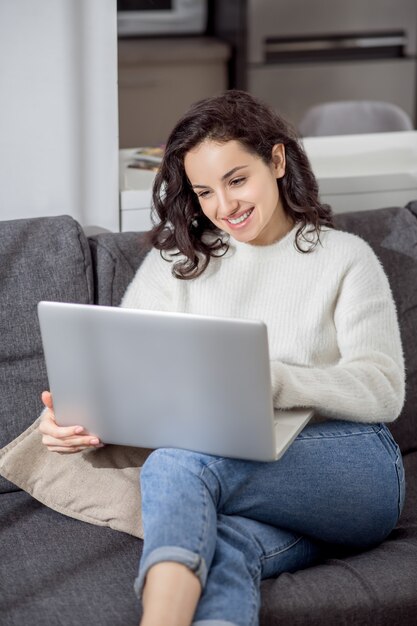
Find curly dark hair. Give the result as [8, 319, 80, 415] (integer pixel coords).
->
[148, 89, 333, 279]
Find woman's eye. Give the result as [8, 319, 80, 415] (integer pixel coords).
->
[198, 190, 211, 199]
[230, 177, 246, 187]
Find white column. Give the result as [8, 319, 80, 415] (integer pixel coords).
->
[0, 0, 119, 231]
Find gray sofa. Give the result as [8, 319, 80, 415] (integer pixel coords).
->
[1, 204, 417, 625]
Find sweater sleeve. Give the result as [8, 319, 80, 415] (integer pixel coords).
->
[120, 248, 176, 312]
[270, 242, 405, 423]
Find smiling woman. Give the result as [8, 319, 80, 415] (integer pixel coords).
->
[148, 89, 333, 279]
[38, 90, 406, 626]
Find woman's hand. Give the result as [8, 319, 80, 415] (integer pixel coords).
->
[39, 391, 104, 453]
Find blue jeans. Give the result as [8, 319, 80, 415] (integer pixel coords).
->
[134, 420, 405, 626]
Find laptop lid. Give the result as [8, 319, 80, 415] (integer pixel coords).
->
[38, 301, 310, 461]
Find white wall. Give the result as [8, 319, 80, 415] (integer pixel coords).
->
[0, 0, 119, 231]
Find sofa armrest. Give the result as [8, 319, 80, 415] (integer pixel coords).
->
[0, 215, 94, 492]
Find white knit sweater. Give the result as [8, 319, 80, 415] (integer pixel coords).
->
[121, 225, 405, 424]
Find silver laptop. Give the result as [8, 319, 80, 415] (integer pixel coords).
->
[37, 301, 313, 462]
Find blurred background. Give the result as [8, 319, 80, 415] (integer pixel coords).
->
[1, 0, 416, 230]
[117, 0, 417, 147]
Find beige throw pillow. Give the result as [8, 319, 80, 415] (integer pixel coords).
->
[0, 417, 152, 538]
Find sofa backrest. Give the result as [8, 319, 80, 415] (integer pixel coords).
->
[0, 216, 94, 492]
[335, 203, 417, 454]
[88, 231, 151, 306]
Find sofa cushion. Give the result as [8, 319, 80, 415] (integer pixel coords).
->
[0, 216, 94, 493]
[334, 203, 417, 454]
[0, 490, 142, 626]
[0, 416, 150, 537]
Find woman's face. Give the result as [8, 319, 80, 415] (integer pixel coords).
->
[184, 139, 292, 246]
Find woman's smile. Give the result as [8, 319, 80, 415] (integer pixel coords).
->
[223, 207, 254, 227]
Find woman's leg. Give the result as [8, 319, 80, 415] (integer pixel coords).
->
[208, 421, 405, 548]
[192, 515, 323, 626]
[140, 561, 201, 626]
[139, 514, 322, 626]
[135, 448, 219, 599]
[135, 421, 405, 622]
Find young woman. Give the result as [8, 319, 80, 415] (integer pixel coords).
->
[39, 90, 406, 626]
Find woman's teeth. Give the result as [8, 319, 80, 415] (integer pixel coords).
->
[227, 209, 253, 225]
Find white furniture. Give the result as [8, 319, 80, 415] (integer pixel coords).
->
[119, 150, 156, 232]
[302, 131, 417, 214]
[119, 131, 417, 231]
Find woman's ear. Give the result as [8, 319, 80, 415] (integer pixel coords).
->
[271, 143, 286, 178]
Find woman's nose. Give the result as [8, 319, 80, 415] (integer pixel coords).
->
[217, 191, 238, 217]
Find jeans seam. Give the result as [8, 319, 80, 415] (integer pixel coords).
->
[376, 427, 405, 519]
[259, 534, 304, 564]
[196, 477, 211, 557]
[200, 460, 225, 509]
[296, 428, 379, 441]
[246, 520, 305, 564]
[248, 565, 260, 626]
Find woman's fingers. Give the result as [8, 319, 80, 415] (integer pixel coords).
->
[40, 432, 102, 448]
[41, 390, 54, 411]
[39, 390, 103, 452]
[39, 413, 86, 439]
[42, 441, 104, 453]
[42, 442, 104, 454]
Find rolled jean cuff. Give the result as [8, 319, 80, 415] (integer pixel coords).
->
[134, 546, 208, 598]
